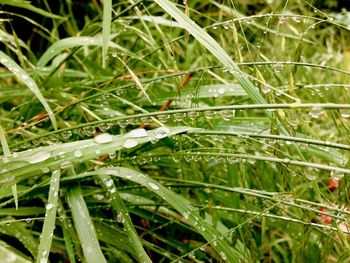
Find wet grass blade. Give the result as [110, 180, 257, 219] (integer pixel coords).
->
[99, 174, 151, 263]
[0, 126, 193, 187]
[153, 0, 269, 111]
[36, 170, 61, 263]
[0, 51, 57, 130]
[102, 0, 112, 67]
[67, 184, 107, 263]
[37, 36, 130, 69]
[93, 167, 243, 262]
[1, 0, 63, 19]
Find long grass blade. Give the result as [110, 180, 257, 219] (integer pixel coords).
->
[0, 51, 57, 130]
[67, 184, 107, 263]
[93, 167, 243, 262]
[102, 0, 112, 67]
[99, 174, 151, 262]
[36, 170, 61, 263]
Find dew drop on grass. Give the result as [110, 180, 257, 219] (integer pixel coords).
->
[94, 133, 113, 144]
[187, 111, 199, 120]
[147, 182, 160, 190]
[46, 203, 54, 210]
[60, 130, 72, 140]
[25, 151, 51, 164]
[127, 128, 148, 138]
[340, 109, 350, 118]
[157, 114, 169, 123]
[117, 119, 128, 128]
[98, 123, 111, 132]
[309, 106, 323, 119]
[74, 150, 82, 157]
[123, 139, 138, 148]
[108, 152, 116, 159]
[203, 111, 214, 119]
[173, 113, 186, 122]
[83, 126, 95, 136]
[272, 63, 284, 73]
[155, 127, 171, 139]
[219, 252, 227, 260]
[220, 110, 235, 120]
[106, 179, 113, 187]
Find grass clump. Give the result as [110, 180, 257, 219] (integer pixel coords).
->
[0, 0, 350, 262]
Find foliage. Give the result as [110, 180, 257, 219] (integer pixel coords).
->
[0, 0, 350, 262]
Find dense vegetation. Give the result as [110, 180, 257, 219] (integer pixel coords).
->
[1, 0, 350, 262]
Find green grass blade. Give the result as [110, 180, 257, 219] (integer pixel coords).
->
[102, 0, 112, 67]
[0, 126, 193, 187]
[99, 174, 151, 263]
[67, 184, 107, 263]
[93, 167, 243, 262]
[37, 36, 130, 69]
[0, 51, 57, 130]
[153, 0, 269, 111]
[36, 170, 61, 263]
[0, 125, 17, 210]
[0, 0, 63, 19]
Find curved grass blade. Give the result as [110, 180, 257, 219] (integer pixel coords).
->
[0, 240, 31, 263]
[37, 36, 130, 69]
[94, 167, 243, 262]
[67, 184, 107, 263]
[0, 217, 38, 257]
[98, 174, 151, 263]
[153, 0, 268, 111]
[0, 125, 17, 210]
[36, 170, 61, 263]
[1, 0, 63, 19]
[0, 126, 193, 187]
[102, 0, 112, 67]
[0, 51, 57, 130]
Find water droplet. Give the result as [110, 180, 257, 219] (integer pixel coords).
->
[25, 151, 51, 164]
[122, 138, 138, 148]
[106, 179, 114, 187]
[2, 157, 9, 163]
[74, 150, 82, 157]
[108, 152, 116, 159]
[127, 128, 148, 138]
[309, 106, 323, 119]
[140, 116, 152, 125]
[173, 113, 186, 122]
[187, 111, 199, 120]
[147, 182, 160, 190]
[94, 133, 113, 144]
[155, 127, 171, 139]
[60, 130, 72, 140]
[203, 111, 214, 119]
[46, 203, 54, 210]
[340, 109, 350, 118]
[157, 114, 169, 123]
[98, 123, 111, 132]
[220, 110, 235, 120]
[272, 63, 284, 73]
[117, 119, 128, 128]
[219, 251, 227, 260]
[83, 126, 95, 136]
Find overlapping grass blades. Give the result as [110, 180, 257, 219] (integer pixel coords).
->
[0, 51, 57, 130]
[0, 126, 193, 187]
[93, 167, 243, 262]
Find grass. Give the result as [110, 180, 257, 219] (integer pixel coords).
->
[0, 0, 350, 262]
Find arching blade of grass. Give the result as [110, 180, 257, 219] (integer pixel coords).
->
[0, 126, 193, 187]
[1, 0, 63, 19]
[93, 167, 243, 262]
[36, 170, 61, 263]
[0, 125, 17, 210]
[0, 217, 38, 257]
[0, 51, 57, 130]
[102, 0, 112, 67]
[37, 36, 130, 69]
[0, 240, 31, 263]
[98, 174, 151, 263]
[67, 184, 107, 263]
[153, 0, 268, 112]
